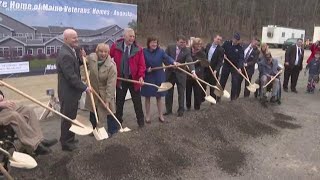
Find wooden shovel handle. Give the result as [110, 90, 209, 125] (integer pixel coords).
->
[243, 66, 249, 79]
[82, 57, 99, 123]
[177, 67, 220, 90]
[0, 163, 13, 180]
[263, 70, 283, 88]
[208, 66, 222, 88]
[117, 77, 159, 88]
[0, 80, 84, 128]
[91, 89, 123, 129]
[185, 66, 207, 94]
[149, 60, 199, 71]
[224, 57, 251, 83]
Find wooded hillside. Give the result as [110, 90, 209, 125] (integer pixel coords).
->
[107, 0, 320, 43]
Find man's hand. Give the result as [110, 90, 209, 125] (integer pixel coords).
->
[104, 101, 110, 110]
[147, 67, 152, 73]
[244, 63, 248, 67]
[213, 70, 217, 77]
[237, 68, 242, 74]
[192, 71, 198, 79]
[224, 54, 227, 59]
[85, 86, 92, 93]
[0, 100, 16, 110]
[80, 48, 86, 57]
[139, 77, 144, 85]
[284, 62, 289, 66]
[0, 94, 3, 102]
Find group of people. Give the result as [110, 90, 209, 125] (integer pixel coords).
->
[0, 28, 313, 154]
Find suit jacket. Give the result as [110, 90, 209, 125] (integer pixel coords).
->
[56, 44, 87, 103]
[0, 90, 3, 112]
[205, 43, 224, 72]
[190, 48, 206, 79]
[243, 44, 260, 74]
[165, 44, 194, 82]
[85, 53, 117, 121]
[285, 44, 304, 70]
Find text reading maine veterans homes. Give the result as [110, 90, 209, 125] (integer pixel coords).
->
[0, 0, 134, 16]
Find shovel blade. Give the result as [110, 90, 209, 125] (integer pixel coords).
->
[246, 85, 257, 93]
[93, 127, 109, 140]
[213, 89, 223, 97]
[119, 127, 131, 132]
[158, 82, 173, 92]
[69, 116, 93, 135]
[253, 83, 260, 89]
[205, 95, 216, 104]
[223, 90, 231, 99]
[10, 151, 37, 169]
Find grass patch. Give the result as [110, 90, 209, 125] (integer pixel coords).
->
[29, 59, 56, 70]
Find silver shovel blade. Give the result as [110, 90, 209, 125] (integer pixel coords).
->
[205, 95, 217, 104]
[93, 127, 109, 140]
[10, 151, 37, 169]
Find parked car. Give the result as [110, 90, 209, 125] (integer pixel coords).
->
[282, 38, 299, 50]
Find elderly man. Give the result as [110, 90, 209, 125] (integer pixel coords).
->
[259, 52, 280, 102]
[0, 89, 57, 155]
[56, 29, 91, 151]
[110, 28, 146, 127]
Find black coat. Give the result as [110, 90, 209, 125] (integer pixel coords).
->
[205, 43, 224, 72]
[190, 48, 206, 79]
[285, 44, 304, 70]
[0, 90, 3, 112]
[56, 44, 87, 103]
[243, 44, 260, 74]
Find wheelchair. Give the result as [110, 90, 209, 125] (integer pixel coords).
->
[254, 76, 282, 105]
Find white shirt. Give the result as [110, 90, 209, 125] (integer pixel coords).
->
[295, 45, 301, 65]
[208, 43, 218, 62]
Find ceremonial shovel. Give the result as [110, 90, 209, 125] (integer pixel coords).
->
[91, 89, 131, 133]
[0, 147, 37, 169]
[0, 80, 93, 135]
[117, 77, 173, 92]
[199, 60, 230, 98]
[149, 60, 200, 71]
[82, 57, 109, 140]
[223, 57, 259, 93]
[177, 67, 216, 104]
[263, 70, 283, 88]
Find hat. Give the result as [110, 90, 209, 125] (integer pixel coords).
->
[233, 33, 240, 40]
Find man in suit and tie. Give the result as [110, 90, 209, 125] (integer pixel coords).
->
[56, 29, 91, 151]
[283, 38, 304, 93]
[164, 35, 197, 117]
[238, 37, 260, 97]
[204, 34, 224, 100]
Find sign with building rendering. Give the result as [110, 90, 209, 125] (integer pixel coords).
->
[0, 0, 137, 76]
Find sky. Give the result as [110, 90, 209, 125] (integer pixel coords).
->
[0, 0, 137, 29]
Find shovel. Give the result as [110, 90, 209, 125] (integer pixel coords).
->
[0, 147, 37, 169]
[243, 66, 260, 89]
[117, 77, 173, 92]
[199, 60, 230, 98]
[0, 163, 13, 180]
[181, 66, 216, 104]
[0, 80, 93, 136]
[263, 70, 283, 88]
[149, 60, 200, 71]
[223, 57, 259, 93]
[82, 57, 109, 140]
[91, 89, 131, 133]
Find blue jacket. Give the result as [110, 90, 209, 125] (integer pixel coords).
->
[306, 58, 320, 75]
[222, 40, 244, 68]
[259, 58, 279, 77]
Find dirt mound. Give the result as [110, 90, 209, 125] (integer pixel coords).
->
[13, 99, 298, 179]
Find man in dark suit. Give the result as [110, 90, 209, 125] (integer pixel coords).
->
[238, 37, 260, 97]
[56, 29, 91, 151]
[164, 35, 196, 117]
[283, 38, 304, 93]
[220, 33, 244, 100]
[204, 34, 224, 100]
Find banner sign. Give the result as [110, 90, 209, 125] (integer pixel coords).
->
[0, 0, 137, 76]
[0, 61, 29, 74]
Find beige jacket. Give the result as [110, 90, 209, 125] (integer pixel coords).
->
[85, 53, 117, 122]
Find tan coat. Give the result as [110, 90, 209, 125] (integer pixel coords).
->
[85, 53, 117, 122]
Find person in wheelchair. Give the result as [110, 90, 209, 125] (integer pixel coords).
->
[0, 90, 57, 155]
[259, 51, 281, 103]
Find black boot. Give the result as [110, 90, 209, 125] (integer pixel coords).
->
[35, 144, 52, 155]
[41, 138, 58, 147]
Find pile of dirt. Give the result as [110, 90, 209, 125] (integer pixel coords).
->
[12, 99, 298, 179]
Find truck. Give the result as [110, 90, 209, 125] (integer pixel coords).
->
[261, 25, 305, 48]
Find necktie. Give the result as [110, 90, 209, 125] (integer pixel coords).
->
[245, 47, 252, 60]
[122, 46, 130, 78]
[175, 48, 181, 61]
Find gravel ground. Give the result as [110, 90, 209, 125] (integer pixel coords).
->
[5, 49, 320, 179]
